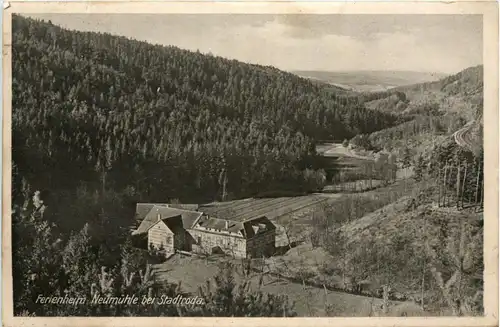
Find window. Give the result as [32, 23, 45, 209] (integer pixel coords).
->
[197, 236, 202, 244]
[166, 235, 172, 244]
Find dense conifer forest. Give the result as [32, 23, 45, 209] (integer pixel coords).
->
[12, 15, 398, 206]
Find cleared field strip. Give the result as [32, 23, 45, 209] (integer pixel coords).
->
[274, 202, 324, 225]
[201, 198, 276, 217]
[203, 198, 252, 208]
[199, 195, 329, 223]
[261, 196, 326, 220]
[238, 196, 326, 222]
[230, 197, 310, 220]
[203, 197, 303, 221]
[228, 197, 293, 220]
[203, 197, 289, 220]
[202, 198, 260, 212]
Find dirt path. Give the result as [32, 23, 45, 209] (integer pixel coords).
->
[321, 143, 374, 161]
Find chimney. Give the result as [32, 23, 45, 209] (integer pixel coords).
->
[225, 220, 229, 230]
[157, 209, 161, 222]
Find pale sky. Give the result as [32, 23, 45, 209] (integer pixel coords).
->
[25, 14, 482, 74]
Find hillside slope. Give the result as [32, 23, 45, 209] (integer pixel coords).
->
[340, 195, 483, 315]
[357, 65, 483, 160]
[398, 65, 483, 120]
[364, 65, 483, 120]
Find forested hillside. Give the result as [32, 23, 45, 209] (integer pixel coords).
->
[351, 65, 483, 155]
[12, 15, 397, 209]
[363, 65, 483, 119]
[348, 65, 483, 210]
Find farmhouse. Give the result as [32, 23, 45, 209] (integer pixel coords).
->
[132, 203, 276, 259]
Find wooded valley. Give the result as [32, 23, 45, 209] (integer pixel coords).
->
[11, 15, 484, 317]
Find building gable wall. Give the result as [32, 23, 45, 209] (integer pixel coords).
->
[246, 229, 276, 258]
[148, 221, 175, 254]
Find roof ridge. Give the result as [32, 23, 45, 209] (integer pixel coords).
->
[241, 215, 267, 223]
[167, 206, 201, 214]
[206, 216, 239, 223]
[148, 205, 199, 214]
[137, 202, 169, 206]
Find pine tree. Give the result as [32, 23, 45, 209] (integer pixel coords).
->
[413, 154, 425, 181]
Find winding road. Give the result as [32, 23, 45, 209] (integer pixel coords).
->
[453, 121, 475, 149]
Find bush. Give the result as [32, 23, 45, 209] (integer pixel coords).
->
[350, 134, 374, 150]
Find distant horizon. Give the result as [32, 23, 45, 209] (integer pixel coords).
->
[291, 69, 452, 75]
[23, 14, 482, 75]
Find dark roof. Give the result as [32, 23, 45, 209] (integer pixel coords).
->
[133, 203, 276, 239]
[168, 203, 199, 211]
[135, 203, 168, 220]
[193, 215, 275, 239]
[198, 217, 243, 234]
[242, 216, 276, 238]
[198, 198, 263, 221]
[133, 205, 202, 235]
[161, 215, 184, 233]
[142, 215, 184, 234]
[244, 216, 276, 228]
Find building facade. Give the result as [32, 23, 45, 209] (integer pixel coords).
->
[133, 203, 276, 259]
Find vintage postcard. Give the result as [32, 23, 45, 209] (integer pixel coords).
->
[2, 1, 498, 327]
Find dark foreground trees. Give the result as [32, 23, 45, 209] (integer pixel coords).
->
[13, 185, 296, 317]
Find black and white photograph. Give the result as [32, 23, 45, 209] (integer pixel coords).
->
[3, 2, 498, 324]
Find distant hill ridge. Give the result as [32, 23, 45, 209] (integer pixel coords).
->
[396, 65, 483, 96]
[293, 70, 447, 92]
